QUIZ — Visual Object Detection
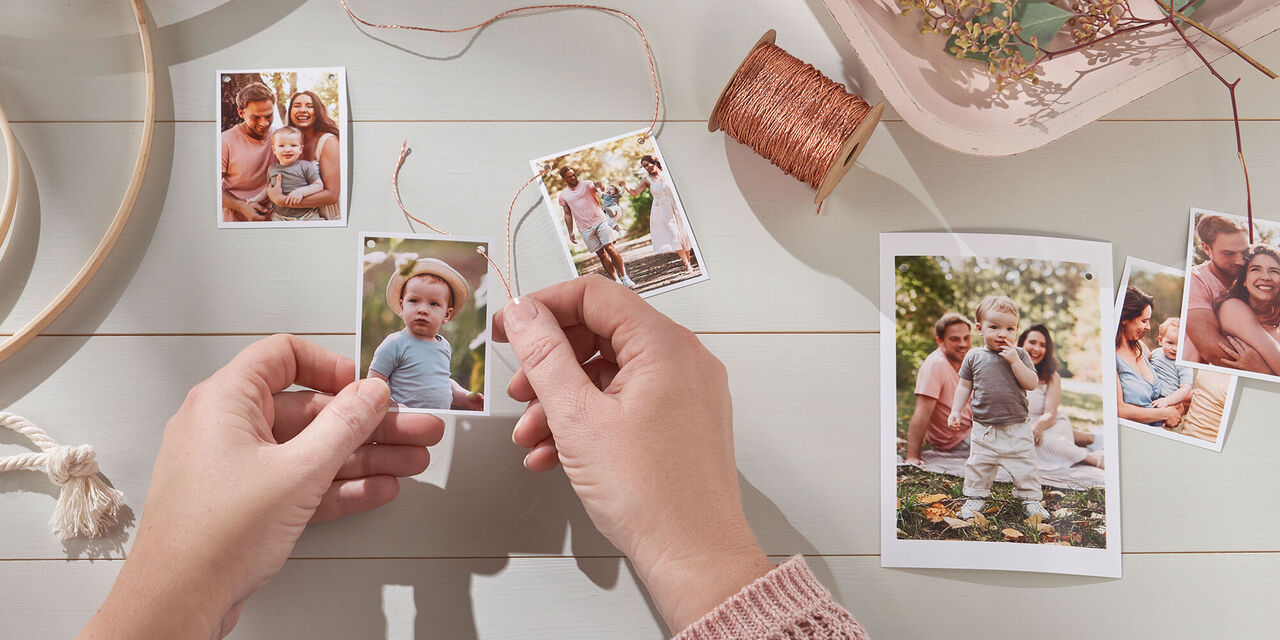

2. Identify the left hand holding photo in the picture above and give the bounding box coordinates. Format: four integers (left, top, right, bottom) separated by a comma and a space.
78, 335, 444, 639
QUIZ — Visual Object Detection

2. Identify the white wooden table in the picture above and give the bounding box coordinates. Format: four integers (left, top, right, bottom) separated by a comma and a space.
1, 1, 1277, 637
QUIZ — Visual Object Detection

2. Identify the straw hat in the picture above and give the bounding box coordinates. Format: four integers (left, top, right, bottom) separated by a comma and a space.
385, 258, 470, 315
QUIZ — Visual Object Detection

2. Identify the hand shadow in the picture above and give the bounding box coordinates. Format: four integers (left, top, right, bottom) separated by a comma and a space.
245, 414, 623, 639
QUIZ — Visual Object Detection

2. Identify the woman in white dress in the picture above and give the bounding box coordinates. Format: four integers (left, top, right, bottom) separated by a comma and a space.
1017, 324, 1104, 471
620, 155, 693, 274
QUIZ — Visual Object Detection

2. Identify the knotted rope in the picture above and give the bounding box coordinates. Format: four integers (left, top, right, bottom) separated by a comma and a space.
0, 413, 124, 538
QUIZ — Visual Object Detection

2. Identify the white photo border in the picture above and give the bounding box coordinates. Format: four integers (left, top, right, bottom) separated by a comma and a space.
1116, 256, 1235, 452
216, 67, 349, 229
1175, 207, 1280, 384
357, 231, 494, 417
880, 232, 1121, 578
529, 128, 710, 299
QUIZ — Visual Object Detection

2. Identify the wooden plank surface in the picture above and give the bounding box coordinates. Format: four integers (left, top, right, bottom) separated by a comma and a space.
1, 0, 1277, 637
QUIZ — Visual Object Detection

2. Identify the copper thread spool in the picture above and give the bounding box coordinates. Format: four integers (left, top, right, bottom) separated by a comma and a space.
710, 30, 884, 205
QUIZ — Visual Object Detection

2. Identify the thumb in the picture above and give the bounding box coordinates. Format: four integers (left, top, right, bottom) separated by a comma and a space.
502, 297, 600, 419
287, 378, 389, 473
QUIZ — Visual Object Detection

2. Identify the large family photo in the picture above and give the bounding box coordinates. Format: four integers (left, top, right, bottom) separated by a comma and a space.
217, 67, 347, 228
880, 234, 1120, 577
531, 130, 709, 297
358, 234, 492, 416
1117, 257, 1236, 451
1178, 209, 1280, 384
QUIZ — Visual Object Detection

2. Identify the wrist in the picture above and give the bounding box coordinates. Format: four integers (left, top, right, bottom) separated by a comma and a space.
629, 518, 773, 633
83, 546, 227, 639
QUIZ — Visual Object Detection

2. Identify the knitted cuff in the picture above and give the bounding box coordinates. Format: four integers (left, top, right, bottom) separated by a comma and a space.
672, 555, 868, 640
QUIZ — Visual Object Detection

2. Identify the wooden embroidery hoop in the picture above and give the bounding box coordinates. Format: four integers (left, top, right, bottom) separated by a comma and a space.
0, 0, 155, 363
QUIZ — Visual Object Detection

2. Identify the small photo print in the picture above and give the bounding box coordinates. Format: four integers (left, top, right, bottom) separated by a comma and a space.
530, 129, 709, 298
358, 233, 492, 416
217, 67, 348, 228
1177, 207, 1280, 384
881, 233, 1120, 577
1116, 257, 1236, 452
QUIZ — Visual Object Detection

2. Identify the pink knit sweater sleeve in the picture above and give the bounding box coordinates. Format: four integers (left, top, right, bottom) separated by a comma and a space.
672, 556, 870, 639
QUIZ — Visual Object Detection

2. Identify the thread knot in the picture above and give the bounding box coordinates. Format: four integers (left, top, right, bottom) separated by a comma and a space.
46, 445, 99, 485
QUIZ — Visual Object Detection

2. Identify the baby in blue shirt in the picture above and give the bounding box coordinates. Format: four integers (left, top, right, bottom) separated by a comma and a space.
369, 258, 484, 411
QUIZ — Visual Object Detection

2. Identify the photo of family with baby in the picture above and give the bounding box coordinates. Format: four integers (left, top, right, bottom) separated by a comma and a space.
218, 68, 346, 227
1178, 210, 1280, 385
893, 254, 1109, 549
358, 235, 490, 415
1116, 257, 1235, 451
532, 131, 708, 297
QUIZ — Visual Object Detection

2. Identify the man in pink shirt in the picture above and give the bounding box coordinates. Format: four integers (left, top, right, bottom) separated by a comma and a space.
905, 312, 974, 465
221, 83, 276, 222
558, 166, 636, 288
1184, 213, 1264, 369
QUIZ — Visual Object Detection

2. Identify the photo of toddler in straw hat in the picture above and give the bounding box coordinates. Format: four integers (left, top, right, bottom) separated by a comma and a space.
359, 234, 492, 415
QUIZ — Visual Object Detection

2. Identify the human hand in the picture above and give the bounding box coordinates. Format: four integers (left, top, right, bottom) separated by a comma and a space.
1221, 335, 1269, 373
492, 276, 773, 633
998, 344, 1020, 363
1152, 397, 1171, 408
1162, 407, 1182, 428
284, 192, 302, 206
568, 233, 577, 244
947, 412, 961, 430
463, 392, 485, 411
81, 336, 444, 639
1033, 427, 1044, 446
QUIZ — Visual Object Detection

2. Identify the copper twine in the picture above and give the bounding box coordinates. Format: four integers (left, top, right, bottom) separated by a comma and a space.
341, 2, 875, 298
713, 41, 873, 210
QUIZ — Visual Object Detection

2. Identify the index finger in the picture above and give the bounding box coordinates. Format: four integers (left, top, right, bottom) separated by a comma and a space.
493, 274, 685, 357
215, 334, 356, 396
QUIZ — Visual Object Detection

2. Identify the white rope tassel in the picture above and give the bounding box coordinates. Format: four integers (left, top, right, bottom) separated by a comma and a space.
0, 413, 124, 538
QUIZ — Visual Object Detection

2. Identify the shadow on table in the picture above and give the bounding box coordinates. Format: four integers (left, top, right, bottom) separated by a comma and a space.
240, 415, 826, 638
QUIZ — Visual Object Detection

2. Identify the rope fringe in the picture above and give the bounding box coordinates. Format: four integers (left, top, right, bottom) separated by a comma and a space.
0, 413, 124, 539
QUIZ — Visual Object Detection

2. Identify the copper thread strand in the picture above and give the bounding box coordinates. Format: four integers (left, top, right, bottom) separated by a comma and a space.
714, 42, 871, 193
392, 141, 451, 236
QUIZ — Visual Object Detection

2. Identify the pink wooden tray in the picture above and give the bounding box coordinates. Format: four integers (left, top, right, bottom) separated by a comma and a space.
821, 0, 1280, 156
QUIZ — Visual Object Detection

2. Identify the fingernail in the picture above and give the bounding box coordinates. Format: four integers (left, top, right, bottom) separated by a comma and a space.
359, 378, 390, 408
522, 450, 533, 467
504, 297, 538, 333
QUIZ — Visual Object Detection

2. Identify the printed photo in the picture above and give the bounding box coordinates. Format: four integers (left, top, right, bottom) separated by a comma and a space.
358, 234, 492, 415
881, 233, 1120, 577
1177, 208, 1280, 384
1116, 257, 1236, 452
531, 130, 709, 298
218, 67, 348, 228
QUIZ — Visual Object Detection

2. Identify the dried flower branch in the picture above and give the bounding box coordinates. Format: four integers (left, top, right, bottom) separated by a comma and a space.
899, 0, 1275, 232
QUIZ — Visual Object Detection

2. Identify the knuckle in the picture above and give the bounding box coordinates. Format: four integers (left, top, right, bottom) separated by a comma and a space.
519, 333, 562, 372
328, 401, 372, 444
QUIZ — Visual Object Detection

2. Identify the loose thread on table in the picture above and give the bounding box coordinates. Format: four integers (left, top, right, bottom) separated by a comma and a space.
713, 41, 873, 201
340, 0, 661, 140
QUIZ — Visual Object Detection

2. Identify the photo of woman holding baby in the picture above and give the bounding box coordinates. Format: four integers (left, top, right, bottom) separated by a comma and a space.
1116, 286, 1183, 428
216, 68, 347, 228
277, 90, 341, 221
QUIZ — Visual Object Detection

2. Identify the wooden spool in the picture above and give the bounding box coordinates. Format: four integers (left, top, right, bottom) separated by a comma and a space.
708, 29, 884, 204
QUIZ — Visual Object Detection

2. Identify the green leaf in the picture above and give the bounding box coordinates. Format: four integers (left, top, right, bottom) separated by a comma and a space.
1010, 0, 1073, 63
1154, 0, 1207, 23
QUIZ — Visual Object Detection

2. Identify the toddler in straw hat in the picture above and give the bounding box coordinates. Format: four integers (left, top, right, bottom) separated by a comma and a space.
368, 258, 485, 411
